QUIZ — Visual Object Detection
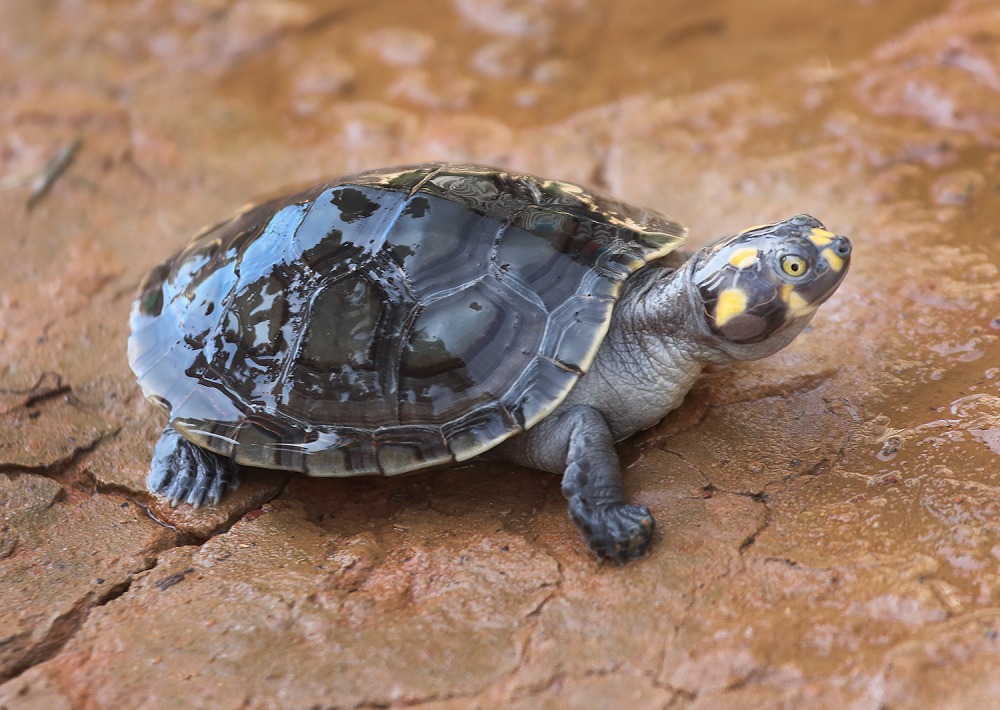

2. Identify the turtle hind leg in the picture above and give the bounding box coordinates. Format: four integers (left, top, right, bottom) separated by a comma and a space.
147, 426, 240, 507
558, 407, 655, 564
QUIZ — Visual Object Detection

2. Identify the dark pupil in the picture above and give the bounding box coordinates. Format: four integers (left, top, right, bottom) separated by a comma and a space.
790, 262, 800, 272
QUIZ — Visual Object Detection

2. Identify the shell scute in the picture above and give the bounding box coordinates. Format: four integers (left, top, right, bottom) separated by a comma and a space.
386, 192, 502, 299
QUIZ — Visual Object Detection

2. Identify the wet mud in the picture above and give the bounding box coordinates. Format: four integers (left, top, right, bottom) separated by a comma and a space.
2, 0, 1000, 707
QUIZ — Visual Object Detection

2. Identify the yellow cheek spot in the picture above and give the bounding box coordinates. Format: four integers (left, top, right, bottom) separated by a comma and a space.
782, 284, 815, 316
822, 247, 845, 272
789, 290, 810, 312
715, 288, 748, 326
728, 247, 758, 269
808, 227, 835, 247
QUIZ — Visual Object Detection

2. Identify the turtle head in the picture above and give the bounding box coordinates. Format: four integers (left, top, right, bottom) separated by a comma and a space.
690, 214, 851, 360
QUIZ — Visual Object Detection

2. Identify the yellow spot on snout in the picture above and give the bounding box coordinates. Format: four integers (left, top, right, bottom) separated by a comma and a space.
808, 227, 835, 247
715, 288, 747, 326
822, 247, 845, 272
728, 247, 758, 269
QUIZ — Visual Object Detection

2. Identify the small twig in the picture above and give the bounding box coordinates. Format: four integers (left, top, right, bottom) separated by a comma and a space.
26, 136, 84, 211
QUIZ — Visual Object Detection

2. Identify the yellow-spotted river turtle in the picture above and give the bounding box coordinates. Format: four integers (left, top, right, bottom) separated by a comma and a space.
129, 163, 851, 563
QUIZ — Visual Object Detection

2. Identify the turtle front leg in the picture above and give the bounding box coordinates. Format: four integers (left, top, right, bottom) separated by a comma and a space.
498, 406, 655, 564
147, 425, 240, 507
559, 407, 654, 564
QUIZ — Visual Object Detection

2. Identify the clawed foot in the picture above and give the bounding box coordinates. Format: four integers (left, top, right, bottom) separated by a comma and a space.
147, 426, 240, 507
568, 499, 655, 565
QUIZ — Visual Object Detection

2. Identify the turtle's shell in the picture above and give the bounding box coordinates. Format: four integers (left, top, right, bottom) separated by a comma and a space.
128, 163, 686, 476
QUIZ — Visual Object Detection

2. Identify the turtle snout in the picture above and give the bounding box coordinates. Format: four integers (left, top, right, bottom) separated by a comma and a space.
819, 234, 851, 276
831, 235, 851, 259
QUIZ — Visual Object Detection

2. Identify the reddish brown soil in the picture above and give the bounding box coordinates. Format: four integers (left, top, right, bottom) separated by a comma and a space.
3, 0, 1000, 707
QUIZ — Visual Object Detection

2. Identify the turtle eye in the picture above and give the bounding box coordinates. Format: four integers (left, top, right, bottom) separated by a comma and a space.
780, 255, 808, 278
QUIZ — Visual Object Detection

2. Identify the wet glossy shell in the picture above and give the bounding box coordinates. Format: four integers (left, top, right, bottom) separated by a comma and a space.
128, 163, 686, 476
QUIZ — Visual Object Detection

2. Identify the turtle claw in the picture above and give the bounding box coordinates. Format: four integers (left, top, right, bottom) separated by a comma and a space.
568, 500, 655, 565
147, 426, 239, 508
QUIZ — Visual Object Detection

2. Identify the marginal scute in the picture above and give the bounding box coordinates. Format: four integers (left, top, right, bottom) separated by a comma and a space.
500, 357, 581, 431
442, 402, 519, 462
128, 163, 688, 476
374, 426, 453, 475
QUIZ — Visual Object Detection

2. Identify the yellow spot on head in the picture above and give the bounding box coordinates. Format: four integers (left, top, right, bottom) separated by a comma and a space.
821, 247, 845, 272
808, 227, 835, 247
738, 224, 767, 235
715, 288, 748, 326
728, 247, 758, 269
782, 284, 815, 316
788, 290, 810, 312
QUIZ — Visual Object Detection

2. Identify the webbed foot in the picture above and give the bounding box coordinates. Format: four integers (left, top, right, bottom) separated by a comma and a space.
147, 426, 240, 507
568, 499, 655, 565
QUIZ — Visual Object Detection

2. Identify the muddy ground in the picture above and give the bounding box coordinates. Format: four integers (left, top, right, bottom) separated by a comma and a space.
2, 0, 1000, 707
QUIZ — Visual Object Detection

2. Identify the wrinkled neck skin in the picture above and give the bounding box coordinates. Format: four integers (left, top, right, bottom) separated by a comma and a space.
559, 258, 813, 441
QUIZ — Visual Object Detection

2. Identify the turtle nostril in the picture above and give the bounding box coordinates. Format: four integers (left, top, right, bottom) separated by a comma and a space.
834, 237, 852, 257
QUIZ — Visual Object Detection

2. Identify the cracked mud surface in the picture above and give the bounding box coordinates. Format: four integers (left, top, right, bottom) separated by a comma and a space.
2, 0, 1000, 707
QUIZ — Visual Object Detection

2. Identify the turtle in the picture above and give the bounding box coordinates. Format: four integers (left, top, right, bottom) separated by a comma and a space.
129, 162, 851, 564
